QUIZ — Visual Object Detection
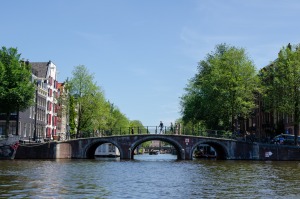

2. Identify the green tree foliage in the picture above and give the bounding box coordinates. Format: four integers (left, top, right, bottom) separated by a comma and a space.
0, 47, 35, 136
109, 105, 130, 134
68, 65, 132, 137
68, 64, 149, 137
68, 95, 77, 138
92, 94, 111, 131
130, 120, 147, 134
181, 44, 259, 131
260, 43, 300, 144
69, 65, 107, 137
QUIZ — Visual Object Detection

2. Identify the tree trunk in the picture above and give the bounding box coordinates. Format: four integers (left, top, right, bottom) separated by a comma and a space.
76, 103, 81, 138
294, 86, 299, 145
294, 105, 299, 145
16, 107, 19, 136
231, 115, 235, 133
5, 112, 11, 136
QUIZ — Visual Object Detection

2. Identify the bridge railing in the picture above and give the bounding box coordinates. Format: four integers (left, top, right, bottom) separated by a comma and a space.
96, 126, 174, 136
90, 126, 236, 140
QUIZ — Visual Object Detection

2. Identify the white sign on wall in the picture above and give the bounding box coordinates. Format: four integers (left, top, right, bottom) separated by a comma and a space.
265, 151, 273, 157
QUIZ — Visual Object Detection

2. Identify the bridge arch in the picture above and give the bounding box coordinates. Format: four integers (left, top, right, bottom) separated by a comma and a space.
85, 139, 123, 159
190, 140, 229, 160
130, 135, 184, 160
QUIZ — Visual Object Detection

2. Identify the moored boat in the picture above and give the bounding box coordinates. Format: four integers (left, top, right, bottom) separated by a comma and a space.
193, 153, 216, 159
149, 150, 159, 155
0, 135, 20, 160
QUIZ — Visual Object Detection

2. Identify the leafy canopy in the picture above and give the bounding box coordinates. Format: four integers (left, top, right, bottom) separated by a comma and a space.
0, 47, 35, 135
0, 47, 35, 113
260, 43, 300, 142
181, 44, 259, 130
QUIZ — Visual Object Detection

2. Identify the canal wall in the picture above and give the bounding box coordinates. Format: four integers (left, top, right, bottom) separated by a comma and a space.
225, 141, 300, 161
256, 143, 300, 161
15, 142, 72, 159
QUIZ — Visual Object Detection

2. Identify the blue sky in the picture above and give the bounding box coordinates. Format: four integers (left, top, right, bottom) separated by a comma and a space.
1, 1, 299, 126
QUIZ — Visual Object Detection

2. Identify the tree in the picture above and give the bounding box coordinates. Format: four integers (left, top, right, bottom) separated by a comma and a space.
0, 47, 35, 136
92, 93, 111, 133
109, 106, 130, 134
69, 65, 105, 137
260, 43, 300, 144
68, 65, 132, 137
68, 95, 77, 138
130, 120, 146, 134
181, 44, 259, 132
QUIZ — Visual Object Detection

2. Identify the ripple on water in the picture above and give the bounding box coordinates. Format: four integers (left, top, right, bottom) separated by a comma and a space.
1, 158, 300, 198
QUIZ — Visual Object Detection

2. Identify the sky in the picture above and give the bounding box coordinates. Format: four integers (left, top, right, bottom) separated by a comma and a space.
1, 1, 300, 127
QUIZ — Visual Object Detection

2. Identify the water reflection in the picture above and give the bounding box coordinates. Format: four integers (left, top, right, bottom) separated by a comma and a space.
134, 154, 177, 161
95, 157, 121, 161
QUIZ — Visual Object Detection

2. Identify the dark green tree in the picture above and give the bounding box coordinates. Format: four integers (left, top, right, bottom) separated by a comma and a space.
260, 43, 300, 144
181, 44, 259, 132
0, 47, 35, 136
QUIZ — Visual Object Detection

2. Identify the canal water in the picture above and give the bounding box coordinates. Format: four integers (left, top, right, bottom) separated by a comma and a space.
1, 154, 300, 199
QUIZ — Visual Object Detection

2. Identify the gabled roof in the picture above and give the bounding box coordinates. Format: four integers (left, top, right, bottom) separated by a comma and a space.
30, 61, 50, 78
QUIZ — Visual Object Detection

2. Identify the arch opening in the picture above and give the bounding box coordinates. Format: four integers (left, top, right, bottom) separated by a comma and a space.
192, 141, 228, 160
85, 141, 121, 160
130, 137, 183, 160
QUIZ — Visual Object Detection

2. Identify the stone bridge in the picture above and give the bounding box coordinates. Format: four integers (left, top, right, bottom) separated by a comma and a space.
40, 134, 300, 161
16, 134, 300, 160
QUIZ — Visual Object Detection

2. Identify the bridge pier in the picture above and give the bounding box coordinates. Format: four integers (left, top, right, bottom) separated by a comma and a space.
126, 147, 134, 160
181, 149, 186, 160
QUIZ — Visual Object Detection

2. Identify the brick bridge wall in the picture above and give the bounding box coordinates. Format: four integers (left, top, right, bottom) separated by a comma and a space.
15, 135, 300, 160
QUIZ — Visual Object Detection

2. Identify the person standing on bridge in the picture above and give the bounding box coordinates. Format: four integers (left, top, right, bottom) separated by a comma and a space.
159, 121, 164, 134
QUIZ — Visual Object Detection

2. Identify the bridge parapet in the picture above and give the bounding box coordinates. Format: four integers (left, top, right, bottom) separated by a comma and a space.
90, 126, 236, 140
